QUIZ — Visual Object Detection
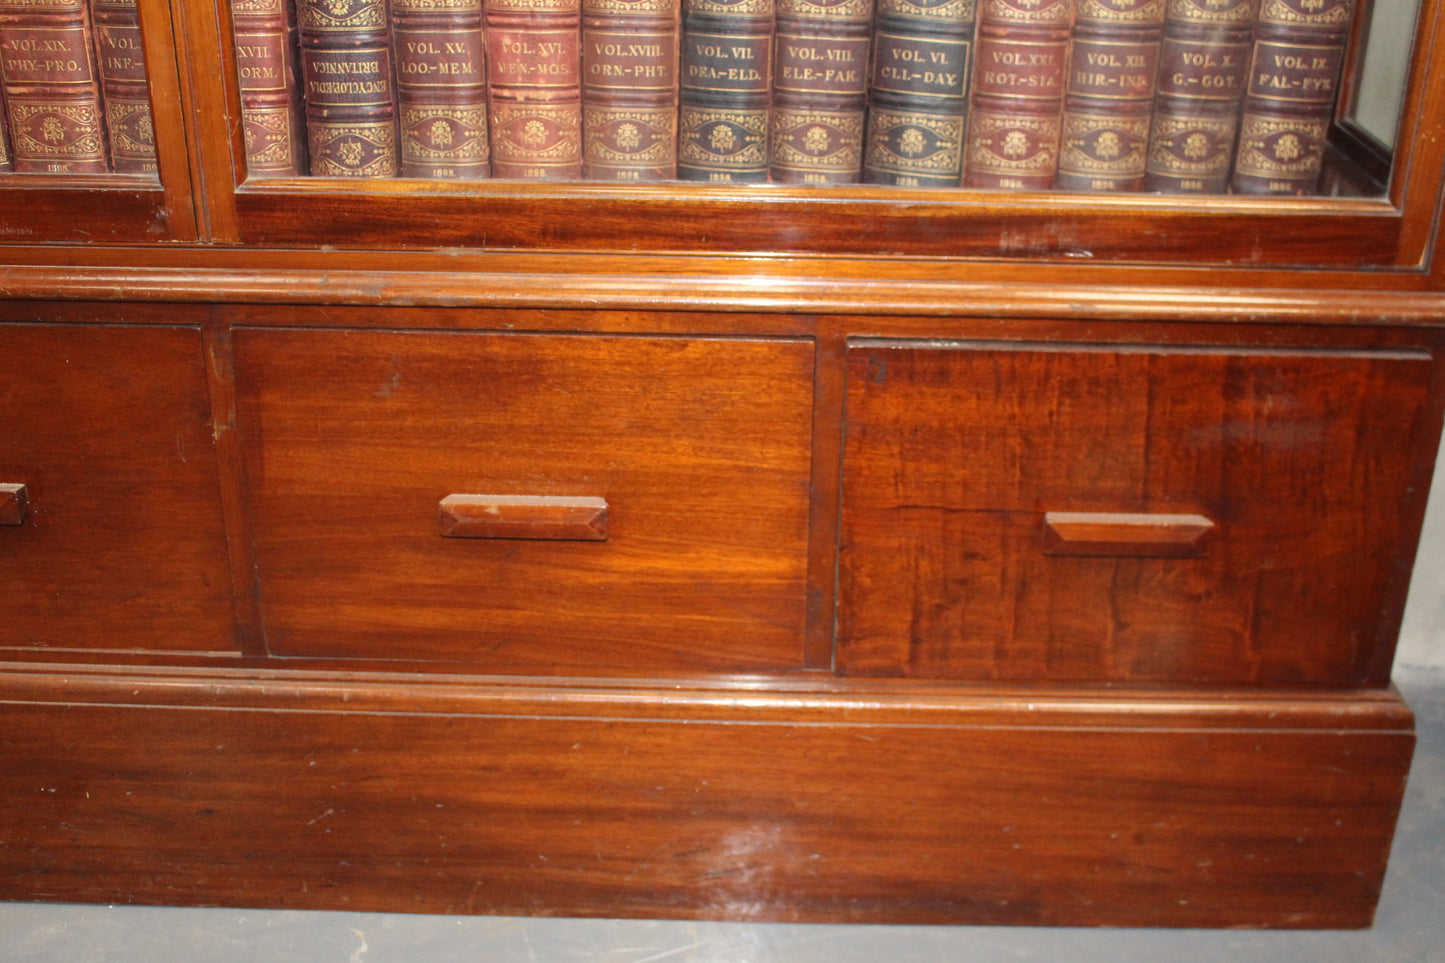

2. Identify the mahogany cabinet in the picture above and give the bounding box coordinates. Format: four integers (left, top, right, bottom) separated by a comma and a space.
2, 0, 1444, 930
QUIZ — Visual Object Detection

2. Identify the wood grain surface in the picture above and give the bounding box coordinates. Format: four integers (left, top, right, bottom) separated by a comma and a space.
838, 340, 1439, 684
233, 328, 814, 671
0, 323, 236, 653
0, 669, 1414, 928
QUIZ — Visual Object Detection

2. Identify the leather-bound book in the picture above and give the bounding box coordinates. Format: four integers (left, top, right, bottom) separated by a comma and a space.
863, 0, 976, 186
89, 0, 153, 172
0, 83, 11, 170
963, 0, 1073, 190
676, 0, 772, 182
1231, 0, 1353, 195
296, 0, 399, 176
230, 0, 306, 176
1055, 0, 1164, 191
486, 0, 582, 178
1143, 0, 1257, 193
0, 0, 109, 172
393, 0, 489, 178
770, 0, 873, 184
582, 0, 678, 180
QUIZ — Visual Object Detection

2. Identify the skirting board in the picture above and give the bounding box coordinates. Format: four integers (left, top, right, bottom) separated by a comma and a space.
0, 666, 1415, 928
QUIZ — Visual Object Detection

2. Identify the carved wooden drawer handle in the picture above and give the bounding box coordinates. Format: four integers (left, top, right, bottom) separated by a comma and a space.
1, 484, 27, 526
439, 494, 609, 541
1042, 511, 1214, 558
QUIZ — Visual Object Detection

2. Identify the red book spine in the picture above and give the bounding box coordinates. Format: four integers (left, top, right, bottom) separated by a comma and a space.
677, 0, 773, 182
1230, 0, 1353, 195
1143, 0, 1256, 193
963, 0, 1073, 190
393, 0, 490, 178
1055, 0, 1165, 192
296, 0, 399, 176
486, 0, 583, 178
770, 0, 873, 184
89, 0, 153, 172
230, 0, 306, 176
0, 0, 109, 173
0, 81, 12, 169
581, 0, 678, 180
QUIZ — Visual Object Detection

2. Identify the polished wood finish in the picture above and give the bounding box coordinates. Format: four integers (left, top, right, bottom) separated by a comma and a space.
233, 328, 813, 671
2, 0, 1444, 931
228, 189, 1410, 265
0, 323, 236, 654
438, 494, 610, 540
0, 666, 1414, 927
0, 483, 25, 525
0, 310, 1434, 924
837, 340, 1440, 684
200, 316, 268, 658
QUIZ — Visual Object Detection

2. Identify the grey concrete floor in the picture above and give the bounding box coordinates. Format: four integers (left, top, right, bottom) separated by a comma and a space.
1, 666, 1441, 963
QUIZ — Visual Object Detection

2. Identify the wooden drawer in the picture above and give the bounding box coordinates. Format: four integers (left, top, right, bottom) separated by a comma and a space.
838, 340, 1438, 686
0, 324, 235, 653
234, 328, 814, 671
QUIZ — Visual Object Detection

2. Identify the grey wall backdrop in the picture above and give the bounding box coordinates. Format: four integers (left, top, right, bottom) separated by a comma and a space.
1399, 426, 1445, 672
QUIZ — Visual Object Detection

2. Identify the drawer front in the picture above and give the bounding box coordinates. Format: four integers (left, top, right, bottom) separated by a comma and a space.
838, 340, 1437, 685
235, 329, 814, 671
0, 324, 235, 653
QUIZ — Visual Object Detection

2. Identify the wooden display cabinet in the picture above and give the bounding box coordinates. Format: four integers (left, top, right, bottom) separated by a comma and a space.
0, 0, 1442, 928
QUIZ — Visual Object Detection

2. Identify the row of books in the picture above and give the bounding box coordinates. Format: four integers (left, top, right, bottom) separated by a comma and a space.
235, 0, 1356, 193
0, 0, 156, 174
2, 0, 1354, 192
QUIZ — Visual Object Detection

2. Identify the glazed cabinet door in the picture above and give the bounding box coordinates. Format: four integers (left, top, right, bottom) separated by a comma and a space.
0, 0, 200, 241
180, 0, 1445, 271
233, 326, 815, 673
837, 338, 1440, 686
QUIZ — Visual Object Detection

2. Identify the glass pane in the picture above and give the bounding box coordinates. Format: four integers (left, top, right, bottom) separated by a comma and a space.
1350, 0, 1420, 148
225, 0, 1406, 198
0, 0, 159, 176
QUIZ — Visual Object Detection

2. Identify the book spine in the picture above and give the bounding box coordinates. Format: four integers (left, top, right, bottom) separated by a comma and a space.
89, 0, 153, 172
393, 0, 490, 178
582, 0, 678, 180
0, 0, 110, 172
963, 0, 1073, 190
863, 0, 976, 187
770, 0, 873, 184
1142, 0, 1256, 193
1230, 0, 1352, 195
676, 0, 772, 182
0, 81, 11, 170
230, 0, 306, 176
1054, 0, 1164, 191
486, 0, 582, 178
296, 0, 399, 176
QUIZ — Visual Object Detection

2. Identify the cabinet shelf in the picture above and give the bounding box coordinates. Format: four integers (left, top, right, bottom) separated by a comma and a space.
222, 174, 1409, 263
